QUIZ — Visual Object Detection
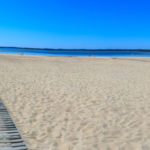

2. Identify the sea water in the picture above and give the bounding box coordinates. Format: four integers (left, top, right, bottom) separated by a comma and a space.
0, 48, 150, 57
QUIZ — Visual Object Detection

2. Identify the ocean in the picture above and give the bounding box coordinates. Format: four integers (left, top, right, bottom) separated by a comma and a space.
0, 47, 150, 57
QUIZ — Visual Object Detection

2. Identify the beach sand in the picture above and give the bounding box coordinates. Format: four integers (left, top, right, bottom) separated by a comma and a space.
0, 54, 150, 150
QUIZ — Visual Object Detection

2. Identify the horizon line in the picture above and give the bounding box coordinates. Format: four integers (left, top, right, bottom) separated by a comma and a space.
1, 46, 150, 51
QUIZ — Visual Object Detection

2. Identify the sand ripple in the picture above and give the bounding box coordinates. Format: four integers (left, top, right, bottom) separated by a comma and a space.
0, 55, 150, 150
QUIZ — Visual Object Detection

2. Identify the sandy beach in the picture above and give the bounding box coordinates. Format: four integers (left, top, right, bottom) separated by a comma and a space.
0, 54, 150, 150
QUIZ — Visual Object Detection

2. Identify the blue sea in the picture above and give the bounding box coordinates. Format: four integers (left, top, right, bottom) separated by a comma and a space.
0, 47, 150, 57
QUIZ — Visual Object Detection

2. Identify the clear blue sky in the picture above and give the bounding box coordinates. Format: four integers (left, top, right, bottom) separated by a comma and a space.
0, 0, 150, 49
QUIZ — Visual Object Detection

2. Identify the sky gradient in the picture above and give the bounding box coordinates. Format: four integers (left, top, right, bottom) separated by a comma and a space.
0, 0, 150, 49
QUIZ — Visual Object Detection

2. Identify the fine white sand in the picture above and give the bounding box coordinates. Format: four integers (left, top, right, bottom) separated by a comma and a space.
0, 54, 150, 150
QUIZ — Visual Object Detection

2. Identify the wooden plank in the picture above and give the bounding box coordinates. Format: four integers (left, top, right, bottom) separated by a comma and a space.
0, 100, 27, 149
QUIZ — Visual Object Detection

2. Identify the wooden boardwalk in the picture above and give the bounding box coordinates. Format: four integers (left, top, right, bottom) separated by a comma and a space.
0, 100, 27, 150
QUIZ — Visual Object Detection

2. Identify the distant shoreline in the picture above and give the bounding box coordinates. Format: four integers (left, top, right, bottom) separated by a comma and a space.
1, 47, 150, 51
1, 47, 150, 57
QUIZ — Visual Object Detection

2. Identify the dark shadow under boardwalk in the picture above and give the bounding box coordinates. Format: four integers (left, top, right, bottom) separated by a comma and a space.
0, 99, 27, 150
